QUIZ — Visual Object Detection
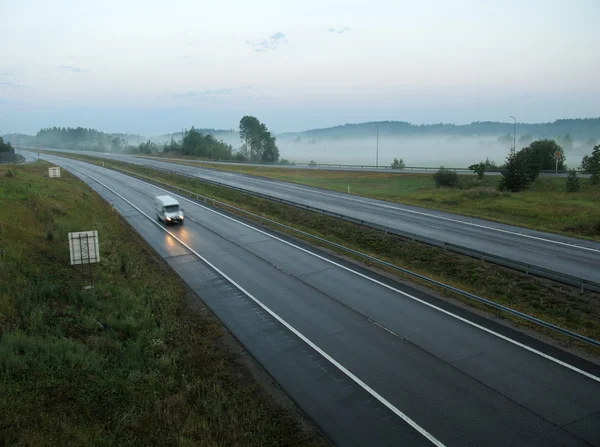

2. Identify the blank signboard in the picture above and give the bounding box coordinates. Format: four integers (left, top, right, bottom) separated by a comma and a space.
48, 167, 61, 178
68, 231, 100, 265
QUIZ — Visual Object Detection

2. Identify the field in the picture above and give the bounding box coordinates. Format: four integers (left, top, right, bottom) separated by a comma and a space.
41, 152, 600, 354
156, 159, 600, 241
0, 162, 326, 446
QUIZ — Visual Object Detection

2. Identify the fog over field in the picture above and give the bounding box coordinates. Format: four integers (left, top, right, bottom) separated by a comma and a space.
274, 136, 589, 168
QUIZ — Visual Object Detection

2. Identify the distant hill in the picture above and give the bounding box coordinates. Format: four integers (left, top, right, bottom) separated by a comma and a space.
278, 118, 600, 141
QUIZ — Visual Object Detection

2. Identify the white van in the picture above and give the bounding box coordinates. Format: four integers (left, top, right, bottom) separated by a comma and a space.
155, 195, 184, 224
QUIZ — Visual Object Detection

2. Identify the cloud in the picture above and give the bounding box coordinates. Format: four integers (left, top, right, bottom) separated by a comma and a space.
174, 85, 253, 99
328, 27, 350, 34
247, 32, 287, 52
58, 65, 87, 73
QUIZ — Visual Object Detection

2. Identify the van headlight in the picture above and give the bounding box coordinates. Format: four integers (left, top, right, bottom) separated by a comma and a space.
166, 217, 171, 221
179, 215, 183, 220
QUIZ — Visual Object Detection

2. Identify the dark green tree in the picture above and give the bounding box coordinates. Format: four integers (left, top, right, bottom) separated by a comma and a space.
565, 169, 580, 192
468, 162, 486, 179
238, 116, 279, 162
0, 136, 13, 153
515, 139, 565, 182
391, 158, 405, 169
138, 140, 157, 154
498, 152, 530, 192
581, 144, 600, 184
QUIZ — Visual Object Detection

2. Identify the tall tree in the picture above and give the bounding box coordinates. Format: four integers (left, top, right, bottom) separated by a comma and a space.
515, 139, 565, 181
239, 116, 279, 162
239, 116, 262, 159
0, 136, 13, 153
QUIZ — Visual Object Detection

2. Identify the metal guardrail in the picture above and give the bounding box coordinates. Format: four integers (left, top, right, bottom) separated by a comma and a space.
105, 163, 600, 349
142, 156, 584, 175
142, 164, 600, 294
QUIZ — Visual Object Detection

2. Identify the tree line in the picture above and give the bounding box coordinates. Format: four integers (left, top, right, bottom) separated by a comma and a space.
459, 139, 599, 192
281, 118, 600, 142
138, 116, 280, 163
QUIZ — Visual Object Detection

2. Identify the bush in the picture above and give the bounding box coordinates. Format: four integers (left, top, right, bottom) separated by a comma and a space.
279, 159, 294, 165
308, 160, 317, 167
390, 158, 405, 169
565, 169, 581, 192
432, 167, 459, 188
232, 152, 247, 162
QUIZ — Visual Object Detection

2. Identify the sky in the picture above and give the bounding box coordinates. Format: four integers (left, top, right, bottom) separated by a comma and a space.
1, 0, 599, 135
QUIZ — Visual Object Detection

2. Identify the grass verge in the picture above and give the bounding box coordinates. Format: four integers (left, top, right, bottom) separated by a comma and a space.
0, 162, 327, 446
142, 155, 600, 241
42, 152, 600, 355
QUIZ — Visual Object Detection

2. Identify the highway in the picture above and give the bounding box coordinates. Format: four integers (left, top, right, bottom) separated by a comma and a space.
36, 148, 600, 286
138, 155, 584, 177
40, 153, 600, 446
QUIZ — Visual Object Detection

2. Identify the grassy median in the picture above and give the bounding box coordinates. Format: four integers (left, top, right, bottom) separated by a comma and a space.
40, 152, 600, 354
144, 156, 600, 241
0, 162, 326, 446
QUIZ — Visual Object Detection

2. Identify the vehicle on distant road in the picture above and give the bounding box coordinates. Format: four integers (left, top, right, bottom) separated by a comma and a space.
155, 195, 184, 224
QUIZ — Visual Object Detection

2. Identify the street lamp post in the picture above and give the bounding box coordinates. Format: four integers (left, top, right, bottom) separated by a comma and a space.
509, 116, 517, 155
372, 124, 379, 168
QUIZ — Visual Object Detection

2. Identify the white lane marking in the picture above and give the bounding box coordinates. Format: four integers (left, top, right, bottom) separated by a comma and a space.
522, 247, 555, 256
50, 155, 600, 384
117, 172, 600, 384
422, 224, 445, 231
143, 157, 600, 254
63, 165, 446, 447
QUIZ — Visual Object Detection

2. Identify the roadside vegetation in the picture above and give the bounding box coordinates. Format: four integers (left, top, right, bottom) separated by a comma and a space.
0, 162, 326, 446
42, 152, 600, 354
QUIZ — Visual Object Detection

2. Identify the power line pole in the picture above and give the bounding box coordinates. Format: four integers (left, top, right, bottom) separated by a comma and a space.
509, 116, 517, 156
372, 124, 379, 168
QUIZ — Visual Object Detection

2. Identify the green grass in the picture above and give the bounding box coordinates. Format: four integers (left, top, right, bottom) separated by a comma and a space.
0, 162, 326, 446
152, 158, 600, 241
42, 153, 600, 354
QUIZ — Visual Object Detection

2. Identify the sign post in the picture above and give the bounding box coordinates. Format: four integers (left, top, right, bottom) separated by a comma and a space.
68, 231, 100, 288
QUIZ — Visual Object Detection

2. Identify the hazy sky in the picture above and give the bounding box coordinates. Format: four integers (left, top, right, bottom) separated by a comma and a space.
1, 0, 599, 135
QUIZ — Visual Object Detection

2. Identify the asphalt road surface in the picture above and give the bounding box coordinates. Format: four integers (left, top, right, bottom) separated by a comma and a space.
36, 149, 600, 286
39, 153, 600, 447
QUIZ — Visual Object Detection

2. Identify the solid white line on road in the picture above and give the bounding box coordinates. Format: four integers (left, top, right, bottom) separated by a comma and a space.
522, 247, 555, 256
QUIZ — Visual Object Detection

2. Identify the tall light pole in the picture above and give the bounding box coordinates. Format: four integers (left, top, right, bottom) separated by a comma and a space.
509, 116, 516, 155
372, 124, 379, 168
